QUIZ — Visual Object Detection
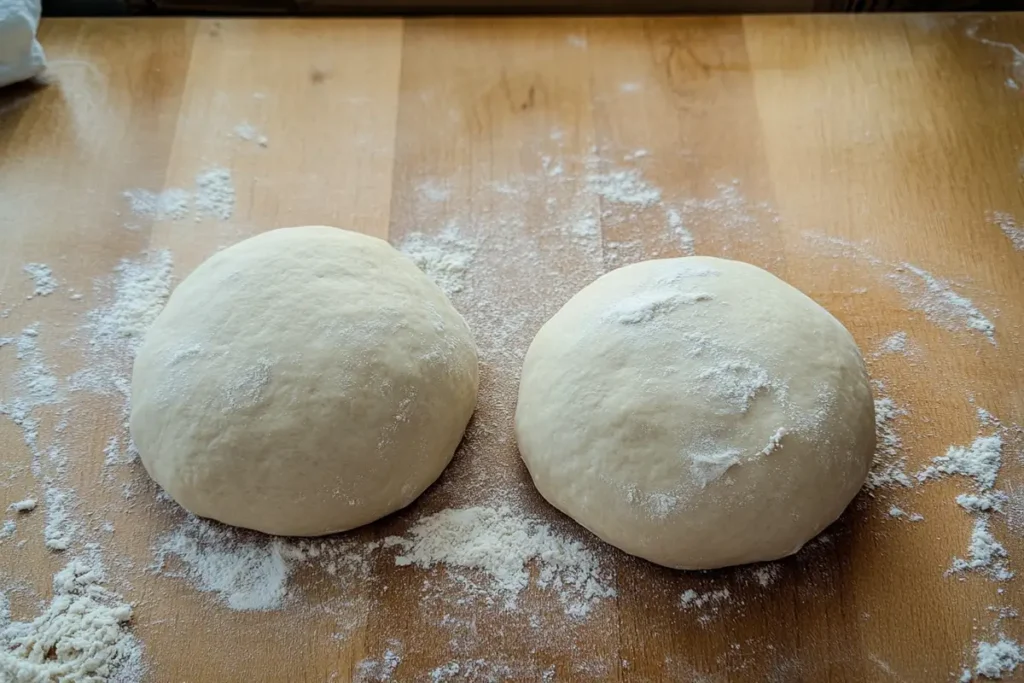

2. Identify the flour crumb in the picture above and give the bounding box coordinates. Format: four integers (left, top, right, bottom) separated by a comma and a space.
233, 121, 268, 147
949, 517, 1012, 581
989, 211, 1024, 251
398, 227, 477, 297
23, 263, 58, 296
8, 498, 36, 512
384, 505, 615, 617
0, 557, 140, 681
973, 635, 1022, 679
194, 167, 236, 221
918, 434, 1003, 490
888, 506, 924, 521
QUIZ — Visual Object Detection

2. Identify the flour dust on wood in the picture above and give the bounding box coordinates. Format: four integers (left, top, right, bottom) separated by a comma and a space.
122, 167, 236, 224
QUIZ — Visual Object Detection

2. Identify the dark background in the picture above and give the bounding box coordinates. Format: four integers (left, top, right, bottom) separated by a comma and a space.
42, 0, 1024, 16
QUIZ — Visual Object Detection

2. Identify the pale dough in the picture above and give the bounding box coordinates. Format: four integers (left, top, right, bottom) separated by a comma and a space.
515, 256, 874, 570
130, 226, 479, 536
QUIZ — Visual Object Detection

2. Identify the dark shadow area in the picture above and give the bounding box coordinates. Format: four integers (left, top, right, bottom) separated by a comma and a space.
40, 0, 1024, 19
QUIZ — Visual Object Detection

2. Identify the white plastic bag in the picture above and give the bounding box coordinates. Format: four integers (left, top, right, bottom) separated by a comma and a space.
0, 0, 46, 88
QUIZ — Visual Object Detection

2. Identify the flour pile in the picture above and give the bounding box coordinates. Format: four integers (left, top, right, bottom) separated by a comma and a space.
966, 635, 1022, 680
23, 263, 58, 297
0, 557, 141, 681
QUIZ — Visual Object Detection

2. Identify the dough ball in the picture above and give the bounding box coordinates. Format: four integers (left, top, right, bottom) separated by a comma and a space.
131, 227, 479, 536
515, 256, 874, 570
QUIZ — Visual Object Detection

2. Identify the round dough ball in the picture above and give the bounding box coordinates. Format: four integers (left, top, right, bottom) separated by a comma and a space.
515, 256, 874, 570
131, 226, 479, 536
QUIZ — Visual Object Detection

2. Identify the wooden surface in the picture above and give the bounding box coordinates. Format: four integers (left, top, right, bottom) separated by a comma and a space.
2, 13, 1024, 682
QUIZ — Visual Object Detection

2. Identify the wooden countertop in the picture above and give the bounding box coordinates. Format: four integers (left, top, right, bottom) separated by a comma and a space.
2, 14, 1023, 683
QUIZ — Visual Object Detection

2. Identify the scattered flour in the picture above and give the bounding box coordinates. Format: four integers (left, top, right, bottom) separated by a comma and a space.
949, 517, 1012, 581
151, 518, 293, 611
383, 505, 615, 618
666, 208, 696, 256
888, 264, 995, 342
1007, 485, 1024, 538
122, 188, 191, 221
234, 122, 268, 147
0, 557, 139, 681
747, 564, 781, 588
674, 180, 779, 234
355, 643, 403, 682
398, 227, 477, 297
918, 434, 1003, 490
85, 250, 173, 353
972, 635, 1022, 679
679, 587, 731, 610
417, 179, 451, 203
151, 515, 379, 612
977, 406, 1001, 428
23, 263, 58, 296
874, 331, 910, 357
124, 167, 235, 222
586, 169, 661, 210
807, 234, 997, 343
989, 212, 1024, 251
965, 21, 1024, 90
865, 396, 913, 491
194, 167, 236, 221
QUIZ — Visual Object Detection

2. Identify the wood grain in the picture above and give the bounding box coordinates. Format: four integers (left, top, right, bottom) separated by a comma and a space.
1, 14, 1023, 682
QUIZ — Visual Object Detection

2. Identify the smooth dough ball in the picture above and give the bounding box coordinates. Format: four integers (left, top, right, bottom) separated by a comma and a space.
515, 256, 874, 570
131, 226, 479, 536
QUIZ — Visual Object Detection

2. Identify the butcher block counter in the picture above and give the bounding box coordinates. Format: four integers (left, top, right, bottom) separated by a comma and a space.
2, 13, 1024, 683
